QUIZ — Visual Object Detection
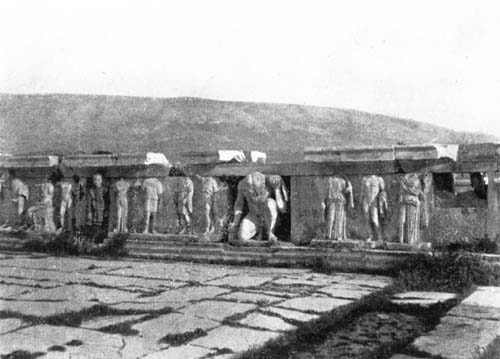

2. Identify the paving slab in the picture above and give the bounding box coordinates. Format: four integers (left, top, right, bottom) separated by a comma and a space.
109, 300, 182, 312
317, 285, 373, 299
119, 336, 169, 359
206, 275, 274, 288
462, 286, 500, 308
143, 345, 215, 359
0, 284, 35, 297
137, 285, 230, 305
11, 284, 140, 303
391, 291, 457, 307
76, 273, 186, 292
0, 277, 61, 288
448, 304, 500, 321
0, 325, 124, 358
80, 314, 147, 329
0, 318, 26, 334
0, 257, 128, 273
277, 296, 353, 314
0, 299, 95, 317
266, 307, 320, 323
411, 315, 500, 359
180, 300, 256, 322
239, 312, 296, 331
191, 325, 281, 352
218, 291, 283, 304
133, 312, 220, 342
271, 277, 330, 287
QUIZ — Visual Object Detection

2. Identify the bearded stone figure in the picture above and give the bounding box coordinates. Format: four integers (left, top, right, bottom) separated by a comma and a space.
322, 176, 354, 241
228, 172, 287, 244
360, 175, 388, 241
398, 173, 426, 244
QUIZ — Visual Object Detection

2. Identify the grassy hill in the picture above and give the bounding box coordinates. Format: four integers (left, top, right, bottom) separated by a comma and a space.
0, 93, 496, 158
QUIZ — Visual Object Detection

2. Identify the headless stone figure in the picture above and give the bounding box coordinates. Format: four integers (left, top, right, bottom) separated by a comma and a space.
398, 173, 425, 244
360, 175, 388, 241
141, 178, 163, 234
28, 180, 56, 232
11, 178, 29, 228
173, 176, 194, 234
86, 173, 109, 242
322, 176, 353, 241
113, 178, 130, 233
229, 172, 280, 244
59, 180, 73, 231
200, 176, 220, 234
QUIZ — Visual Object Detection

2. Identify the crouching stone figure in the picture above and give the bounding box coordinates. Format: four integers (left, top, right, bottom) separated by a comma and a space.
228, 172, 287, 245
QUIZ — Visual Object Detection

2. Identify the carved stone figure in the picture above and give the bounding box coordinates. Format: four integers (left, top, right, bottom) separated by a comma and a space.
113, 178, 130, 233
59, 180, 73, 231
28, 181, 56, 232
360, 175, 388, 241
141, 178, 163, 234
72, 175, 86, 231
228, 172, 284, 244
322, 176, 353, 241
0, 171, 10, 228
11, 177, 29, 218
86, 173, 109, 242
398, 173, 426, 244
200, 176, 221, 234
172, 176, 194, 234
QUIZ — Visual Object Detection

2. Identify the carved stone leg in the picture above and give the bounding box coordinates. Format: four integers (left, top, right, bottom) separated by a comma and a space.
151, 212, 158, 234
325, 204, 334, 240
398, 206, 406, 244
143, 211, 151, 234
264, 198, 278, 242
122, 204, 128, 233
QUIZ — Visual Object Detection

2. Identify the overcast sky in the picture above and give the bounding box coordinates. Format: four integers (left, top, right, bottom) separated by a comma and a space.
1, 0, 499, 137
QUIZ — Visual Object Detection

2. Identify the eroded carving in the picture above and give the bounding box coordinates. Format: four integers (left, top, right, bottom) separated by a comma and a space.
86, 173, 109, 242
361, 175, 388, 241
398, 173, 426, 244
172, 176, 194, 234
113, 178, 130, 233
322, 176, 353, 241
229, 172, 287, 244
200, 176, 223, 234
141, 178, 163, 234
59, 179, 73, 231
27, 180, 56, 232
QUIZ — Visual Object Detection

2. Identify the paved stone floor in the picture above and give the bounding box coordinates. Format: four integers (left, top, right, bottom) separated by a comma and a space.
0, 252, 393, 358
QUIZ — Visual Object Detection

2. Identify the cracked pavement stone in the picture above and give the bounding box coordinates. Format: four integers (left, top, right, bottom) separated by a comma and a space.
190, 325, 281, 352
0, 298, 96, 317
80, 314, 147, 329
317, 285, 374, 299
180, 300, 257, 322
136, 285, 230, 305
277, 296, 353, 313
206, 275, 274, 288
0, 318, 26, 334
132, 312, 220, 342
239, 312, 297, 331
0, 283, 36, 297
142, 344, 215, 359
266, 307, 320, 323
218, 291, 283, 304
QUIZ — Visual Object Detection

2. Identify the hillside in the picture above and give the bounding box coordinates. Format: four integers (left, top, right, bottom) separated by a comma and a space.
0, 94, 496, 158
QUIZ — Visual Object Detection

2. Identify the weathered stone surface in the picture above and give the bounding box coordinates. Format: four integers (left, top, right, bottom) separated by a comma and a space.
239, 312, 296, 332
391, 291, 457, 307
0, 277, 60, 288
12, 284, 140, 304
80, 314, 146, 329
412, 315, 500, 359
191, 325, 281, 352
338, 277, 392, 289
143, 345, 215, 359
0, 299, 95, 317
109, 300, 181, 312
0, 284, 34, 297
277, 296, 352, 313
0, 257, 127, 273
76, 273, 186, 291
133, 312, 220, 342
218, 291, 283, 304
317, 285, 373, 299
0, 318, 26, 334
266, 307, 320, 323
389, 355, 424, 359
272, 277, 329, 287
119, 336, 168, 359
180, 300, 256, 322
137, 285, 230, 306
0, 325, 124, 358
462, 286, 500, 308
448, 304, 500, 321
206, 275, 274, 288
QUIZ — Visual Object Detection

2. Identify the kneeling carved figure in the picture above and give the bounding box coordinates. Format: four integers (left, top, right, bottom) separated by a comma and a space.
228, 172, 288, 244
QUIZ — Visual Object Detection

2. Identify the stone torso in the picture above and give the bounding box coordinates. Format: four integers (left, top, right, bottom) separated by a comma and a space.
362, 176, 383, 206
326, 177, 348, 203
142, 178, 164, 200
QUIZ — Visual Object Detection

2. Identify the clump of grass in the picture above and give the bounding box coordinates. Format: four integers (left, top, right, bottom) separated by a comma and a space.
393, 251, 500, 293
159, 328, 207, 346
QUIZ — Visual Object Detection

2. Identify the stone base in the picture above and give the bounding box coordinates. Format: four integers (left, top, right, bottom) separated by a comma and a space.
310, 239, 432, 252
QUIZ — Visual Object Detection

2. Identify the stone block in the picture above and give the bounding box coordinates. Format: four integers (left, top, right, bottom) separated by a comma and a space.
266, 307, 320, 323
0, 318, 26, 334
190, 325, 281, 353
411, 315, 500, 359
179, 300, 256, 322
391, 291, 457, 307
206, 275, 274, 288
317, 285, 373, 299
239, 312, 296, 331
277, 296, 352, 314
304, 146, 395, 162
80, 314, 147, 329
135, 285, 230, 305
218, 291, 283, 304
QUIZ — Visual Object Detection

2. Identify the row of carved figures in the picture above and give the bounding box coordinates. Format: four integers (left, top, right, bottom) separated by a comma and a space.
0, 171, 431, 244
